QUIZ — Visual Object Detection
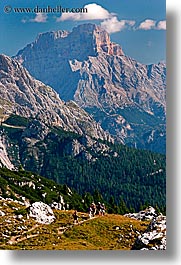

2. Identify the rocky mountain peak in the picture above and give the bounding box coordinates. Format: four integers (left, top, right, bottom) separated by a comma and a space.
14, 23, 166, 153
16, 23, 124, 63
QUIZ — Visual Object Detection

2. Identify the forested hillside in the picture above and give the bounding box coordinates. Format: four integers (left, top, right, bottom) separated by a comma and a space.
1, 115, 166, 213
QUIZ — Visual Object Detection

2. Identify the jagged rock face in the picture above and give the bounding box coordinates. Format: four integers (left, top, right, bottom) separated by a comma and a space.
15, 23, 166, 153
0, 54, 112, 142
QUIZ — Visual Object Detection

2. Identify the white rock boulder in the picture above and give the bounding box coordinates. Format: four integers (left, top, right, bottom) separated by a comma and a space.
29, 201, 55, 224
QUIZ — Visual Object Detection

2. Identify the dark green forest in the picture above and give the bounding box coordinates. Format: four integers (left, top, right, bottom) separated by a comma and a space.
1, 115, 166, 214
39, 139, 166, 213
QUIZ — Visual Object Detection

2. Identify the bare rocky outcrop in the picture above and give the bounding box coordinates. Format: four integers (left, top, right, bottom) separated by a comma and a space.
124, 207, 166, 250
132, 215, 166, 250
124, 206, 158, 221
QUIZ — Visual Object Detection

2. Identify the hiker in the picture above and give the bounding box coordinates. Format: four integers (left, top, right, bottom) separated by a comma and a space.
88, 206, 93, 219
97, 202, 105, 216
72, 210, 79, 224
101, 203, 106, 216
91, 202, 96, 217
88, 202, 96, 218
97, 202, 102, 216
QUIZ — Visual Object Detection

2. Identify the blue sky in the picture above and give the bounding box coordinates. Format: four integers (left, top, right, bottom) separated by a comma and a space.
0, 0, 166, 64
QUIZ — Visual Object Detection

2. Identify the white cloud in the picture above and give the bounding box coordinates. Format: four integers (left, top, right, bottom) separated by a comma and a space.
22, 14, 48, 23
137, 19, 166, 31
147, 41, 152, 47
21, 18, 27, 24
56, 3, 166, 34
30, 13, 48, 23
100, 17, 135, 33
57, 3, 111, 22
138, 19, 156, 30
156, 20, 166, 30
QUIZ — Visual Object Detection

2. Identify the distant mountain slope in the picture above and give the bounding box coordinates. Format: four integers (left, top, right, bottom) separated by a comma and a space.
15, 23, 166, 153
0, 54, 111, 142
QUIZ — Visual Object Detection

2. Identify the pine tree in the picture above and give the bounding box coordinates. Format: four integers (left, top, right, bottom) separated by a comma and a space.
108, 196, 118, 214
118, 197, 129, 215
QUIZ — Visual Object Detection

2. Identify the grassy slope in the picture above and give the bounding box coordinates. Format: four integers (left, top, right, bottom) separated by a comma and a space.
0, 200, 148, 250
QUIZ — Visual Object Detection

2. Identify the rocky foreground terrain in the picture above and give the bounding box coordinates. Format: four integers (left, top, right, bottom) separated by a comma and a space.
0, 167, 166, 250
15, 23, 166, 153
0, 196, 166, 250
